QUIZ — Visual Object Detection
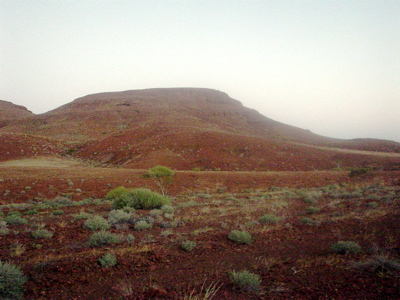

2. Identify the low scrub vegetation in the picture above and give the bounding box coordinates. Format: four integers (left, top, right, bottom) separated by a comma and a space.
87, 231, 121, 247
99, 253, 118, 268
83, 215, 111, 231
228, 230, 253, 245
180, 240, 197, 252
31, 229, 53, 239
0, 181, 398, 299
331, 241, 362, 254
108, 187, 170, 210
0, 260, 27, 300
259, 214, 280, 224
230, 270, 261, 293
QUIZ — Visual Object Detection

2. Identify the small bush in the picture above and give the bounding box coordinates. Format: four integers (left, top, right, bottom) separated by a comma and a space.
32, 229, 53, 239
134, 220, 152, 231
161, 205, 175, 213
124, 234, 135, 243
108, 210, 131, 225
72, 211, 92, 221
23, 209, 38, 215
0, 222, 10, 236
9, 243, 26, 257
230, 270, 261, 293
179, 200, 198, 208
84, 215, 111, 231
99, 253, 117, 268
106, 186, 130, 200
52, 209, 64, 215
5, 215, 27, 226
87, 231, 120, 247
0, 260, 27, 299
181, 240, 197, 252
108, 187, 133, 209
149, 209, 163, 216
331, 241, 362, 254
352, 255, 400, 273
228, 230, 252, 245
109, 188, 170, 210
259, 214, 279, 224
129, 189, 170, 209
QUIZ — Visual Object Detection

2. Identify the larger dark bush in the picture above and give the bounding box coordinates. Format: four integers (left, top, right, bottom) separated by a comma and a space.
108, 187, 170, 210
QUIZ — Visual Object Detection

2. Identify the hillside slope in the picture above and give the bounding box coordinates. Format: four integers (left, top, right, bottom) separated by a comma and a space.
1, 88, 399, 170
0, 100, 34, 128
1, 88, 326, 143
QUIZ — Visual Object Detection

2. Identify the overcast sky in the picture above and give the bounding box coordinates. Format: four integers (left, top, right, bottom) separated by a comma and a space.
1, 1, 399, 142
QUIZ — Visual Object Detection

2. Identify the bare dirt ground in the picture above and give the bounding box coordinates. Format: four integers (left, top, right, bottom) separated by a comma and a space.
0, 156, 84, 168
292, 143, 400, 158
0, 165, 399, 299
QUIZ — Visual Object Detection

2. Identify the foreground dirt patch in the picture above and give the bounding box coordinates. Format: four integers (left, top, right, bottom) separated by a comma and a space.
0, 167, 399, 299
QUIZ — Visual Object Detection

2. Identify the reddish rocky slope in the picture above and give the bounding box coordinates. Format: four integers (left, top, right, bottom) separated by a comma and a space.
0, 88, 399, 170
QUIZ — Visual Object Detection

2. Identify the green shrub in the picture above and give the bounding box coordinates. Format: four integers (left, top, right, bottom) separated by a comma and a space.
179, 200, 198, 208
331, 241, 362, 254
52, 209, 64, 215
0, 227, 10, 236
0, 260, 27, 300
23, 209, 38, 215
129, 189, 170, 209
32, 229, 53, 239
352, 255, 400, 273
124, 234, 135, 243
230, 270, 261, 293
107, 187, 133, 209
99, 253, 117, 268
259, 214, 279, 224
106, 186, 130, 200
134, 220, 152, 231
228, 230, 252, 245
0, 221, 10, 236
72, 211, 92, 221
87, 231, 120, 247
143, 166, 175, 195
149, 209, 163, 216
109, 188, 170, 210
181, 240, 197, 252
108, 210, 131, 225
83, 215, 111, 231
5, 215, 27, 225
161, 205, 175, 213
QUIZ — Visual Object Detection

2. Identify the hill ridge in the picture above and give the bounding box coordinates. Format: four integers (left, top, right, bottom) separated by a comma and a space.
0, 88, 399, 171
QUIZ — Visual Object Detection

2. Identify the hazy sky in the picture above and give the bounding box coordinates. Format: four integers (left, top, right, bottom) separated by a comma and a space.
1, 1, 399, 142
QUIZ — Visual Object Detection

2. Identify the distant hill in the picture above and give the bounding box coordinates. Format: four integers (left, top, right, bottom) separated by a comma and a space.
0, 100, 34, 128
1, 88, 399, 170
